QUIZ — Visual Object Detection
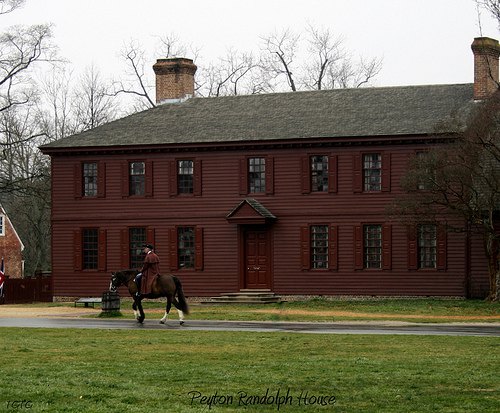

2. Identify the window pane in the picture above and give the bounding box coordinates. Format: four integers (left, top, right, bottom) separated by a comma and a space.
83, 162, 98, 197
311, 225, 329, 269
129, 227, 146, 269
0, 215, 4, 236
418, 224, 437, 268
82, 229, 98, 270
311, 156, 328, 192
178, 160, 194, 194
364, 225, 382, 269
129, 162, 145, 196
363, 153, 381, 192
249, 157, 266, 193
416, 152, 433, 190
178, 227, 195, 268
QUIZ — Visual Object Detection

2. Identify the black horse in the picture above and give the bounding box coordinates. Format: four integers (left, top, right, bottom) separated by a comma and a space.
109, 269, 189, 325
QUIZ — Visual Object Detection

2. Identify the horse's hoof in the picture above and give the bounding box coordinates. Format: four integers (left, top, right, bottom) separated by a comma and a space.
159, 320, 165, 324
179, 321, 185, 326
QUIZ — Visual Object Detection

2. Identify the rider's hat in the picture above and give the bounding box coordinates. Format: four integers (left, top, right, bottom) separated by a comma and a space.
143, 244, 154, 250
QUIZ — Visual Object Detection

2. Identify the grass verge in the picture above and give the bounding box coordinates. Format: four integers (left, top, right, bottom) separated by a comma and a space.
122, 297, 500, 323
0, 328, 498, 412
2, 298, 499, 323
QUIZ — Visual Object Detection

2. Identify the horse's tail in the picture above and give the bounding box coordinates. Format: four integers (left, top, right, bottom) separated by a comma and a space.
173, 276, 189, 315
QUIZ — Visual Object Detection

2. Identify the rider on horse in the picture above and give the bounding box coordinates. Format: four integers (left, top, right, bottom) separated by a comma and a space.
134, 244, 160, 299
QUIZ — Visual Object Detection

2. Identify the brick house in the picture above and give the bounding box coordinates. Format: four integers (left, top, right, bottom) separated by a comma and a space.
40, 37, 499, 299
0, 203, 25, 278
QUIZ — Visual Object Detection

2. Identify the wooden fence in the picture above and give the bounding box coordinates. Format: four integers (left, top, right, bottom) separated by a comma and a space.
1, 275, 53, 304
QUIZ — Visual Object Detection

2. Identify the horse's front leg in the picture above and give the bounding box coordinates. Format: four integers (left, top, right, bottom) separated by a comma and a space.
132, 301, 139, 320
160, 295, 172, 325
134, 297, 145, 323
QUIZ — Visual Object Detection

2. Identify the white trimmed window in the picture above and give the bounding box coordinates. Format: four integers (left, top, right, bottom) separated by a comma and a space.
363, 153, 382, 192
364, 224, 382, 269
418, 224, 437, 269
0, 215, 5, 236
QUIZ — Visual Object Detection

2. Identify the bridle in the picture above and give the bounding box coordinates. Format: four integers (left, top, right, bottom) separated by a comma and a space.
109, 273, 121, 292
109, 270, 138, 292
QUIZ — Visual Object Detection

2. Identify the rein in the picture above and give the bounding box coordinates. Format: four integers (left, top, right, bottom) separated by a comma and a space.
111, 270, 138, 291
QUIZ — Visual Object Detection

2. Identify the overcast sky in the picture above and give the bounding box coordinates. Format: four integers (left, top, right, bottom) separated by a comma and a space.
4, 0, 500, 88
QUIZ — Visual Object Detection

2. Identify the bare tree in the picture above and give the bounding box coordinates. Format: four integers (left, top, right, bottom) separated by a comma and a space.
0, 0, 57, 275
0, 7, 55, 115
7, 178, 51, 275
114, 35, 205, 108
354, 56, 384, 87
0, 0, 55, 183
117, 26, 383, 107
113, 40, 156, 110
477, 0, 500, 27
260, 26, 382, 92
391, 92, 500, 301
37, 65, 77, 141
0, 97, 52, 275
198, 49, 259, 97
15, 61, 119, 275
72, 64, 118, 131
155, 32, 200, 61
0, 105, 47, 191
301, 25, 344, 90
0, 0, 23, 15
260, 29, 300, 92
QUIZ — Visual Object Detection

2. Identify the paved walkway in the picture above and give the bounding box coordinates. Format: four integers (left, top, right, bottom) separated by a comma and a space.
1, 305, 498, 336
0, 317, 499, 336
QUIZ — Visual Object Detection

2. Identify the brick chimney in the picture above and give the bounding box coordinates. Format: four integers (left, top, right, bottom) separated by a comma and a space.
471, 37, 500, 100
153, 58, 197, 104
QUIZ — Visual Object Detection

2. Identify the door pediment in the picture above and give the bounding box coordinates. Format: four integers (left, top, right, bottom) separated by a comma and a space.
226, 198, 277, 225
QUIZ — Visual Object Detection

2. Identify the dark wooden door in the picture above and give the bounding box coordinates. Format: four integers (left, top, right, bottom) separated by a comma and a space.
244, 230, 271, 289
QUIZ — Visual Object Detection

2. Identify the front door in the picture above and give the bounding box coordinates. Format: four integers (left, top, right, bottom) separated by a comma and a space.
244, 229, 271, 289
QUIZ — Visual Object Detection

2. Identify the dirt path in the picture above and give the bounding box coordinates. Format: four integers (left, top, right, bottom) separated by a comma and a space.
252, 308, 500, 321
0, 305, 101, 318
1, 305, 499, 322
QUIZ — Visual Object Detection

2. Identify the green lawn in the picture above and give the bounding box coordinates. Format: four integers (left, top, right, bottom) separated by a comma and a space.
6, 297, 499, 323
0, 328, 498, 412
118, 297, 500, 323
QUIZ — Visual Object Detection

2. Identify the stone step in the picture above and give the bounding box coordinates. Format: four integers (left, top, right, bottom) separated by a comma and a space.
201, 290, 283, 304
211, 295, 280, 301
223, 289, 274, 296
204, 299, 282, 305
238, 289, 272, 292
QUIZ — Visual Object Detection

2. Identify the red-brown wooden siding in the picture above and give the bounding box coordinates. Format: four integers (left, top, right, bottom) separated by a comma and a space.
468, 230, 490, 298
49, 142, 486, 297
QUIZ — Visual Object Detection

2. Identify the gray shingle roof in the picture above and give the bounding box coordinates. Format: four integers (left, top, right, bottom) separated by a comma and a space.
226, 198, 277, 220
41, 83, 474, 150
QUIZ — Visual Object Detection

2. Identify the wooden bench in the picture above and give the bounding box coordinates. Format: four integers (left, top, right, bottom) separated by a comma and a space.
74, 297, 102, 308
